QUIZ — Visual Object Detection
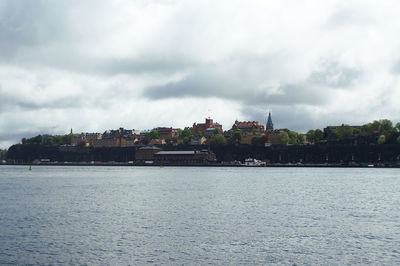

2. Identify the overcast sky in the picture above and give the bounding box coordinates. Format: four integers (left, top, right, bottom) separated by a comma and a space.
1, 0, 400, 148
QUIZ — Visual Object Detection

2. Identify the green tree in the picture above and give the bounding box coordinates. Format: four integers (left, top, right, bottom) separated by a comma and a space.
251, 136, 263, 146
149, 130, 159, 139
279, 132, 290, 145
336, 125, 354, 139
181, 127, 193, 139
297, 134, 305, 144
306, 129, 323, 144
214, 127, 221, 134
212, 134, 227, 146
288, 130, 298, 144
314, 129, 323, 141
306, 130, 315, 143
232, 129, 242, 144
379, 119, 393, 136
378, 134, 386, 144
26, 135, 42, 145
183, 136, 191, 145
395, 122, 400, 133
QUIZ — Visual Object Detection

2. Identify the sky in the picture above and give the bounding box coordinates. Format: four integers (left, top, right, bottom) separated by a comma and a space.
1, 0, 400, 148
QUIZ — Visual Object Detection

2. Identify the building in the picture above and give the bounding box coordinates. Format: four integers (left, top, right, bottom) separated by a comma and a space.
71, 132, 102, 146
190, 136, 207, 145
266, 112, 274, 131
149, 139, 166, 145
153, 150, 216, 165
266, 131, 283, 145
231, 121, 265, 133
192, 118, 223, 135
240, 132, 263, 145
94, 128, 138, 147
155, 127, 178, 139
135, 146, 162, 161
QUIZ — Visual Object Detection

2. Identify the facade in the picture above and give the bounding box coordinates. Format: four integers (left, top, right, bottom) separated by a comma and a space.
190, 136, 207, 145
94, 128, 138, 147
266, 131, 282, 145
154, 150, 216, 165
139, 130, 151, 145
266, 112, 274, 131
155, 127, 177, 139
192, 118, 223, 135
71, 132, 102, 146
135, 146, 162, 161
240, 132, 263, 145
231, 121, 265, 133
149, 139, 166, 145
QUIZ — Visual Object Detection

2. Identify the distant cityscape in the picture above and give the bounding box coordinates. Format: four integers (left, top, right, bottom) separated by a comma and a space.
2, 113, 400, 166
12, 113, 400, 148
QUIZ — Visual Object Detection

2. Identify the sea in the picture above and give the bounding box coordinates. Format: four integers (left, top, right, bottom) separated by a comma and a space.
0, 165, 399, 265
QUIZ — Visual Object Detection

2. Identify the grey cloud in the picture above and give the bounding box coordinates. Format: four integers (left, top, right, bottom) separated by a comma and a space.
241, 105, 329, 133
392, 60, 400, 74
0, 1, 67, 59
143, 66, 332, 107
0, 87, 85, 112
308, 62, 361, 88
325, 5, 375, 29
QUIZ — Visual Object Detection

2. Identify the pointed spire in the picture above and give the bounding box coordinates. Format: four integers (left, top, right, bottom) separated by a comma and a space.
266, 112, 273, 131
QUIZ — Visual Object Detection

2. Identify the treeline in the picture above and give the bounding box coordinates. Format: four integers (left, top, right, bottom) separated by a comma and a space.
21, 134, 76, 146
12, 119, 400, 149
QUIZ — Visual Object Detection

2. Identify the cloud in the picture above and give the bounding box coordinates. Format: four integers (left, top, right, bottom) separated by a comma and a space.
1, 0, 400, 148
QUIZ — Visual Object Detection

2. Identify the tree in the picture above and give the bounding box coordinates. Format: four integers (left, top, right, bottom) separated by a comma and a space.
336, 125, 354, 139
26, 135, 42, 145
183, 136, 191, 145
395, 122, 400, 133
397, 135, 400, 144
214, 127, 221, 134
314, 129, 323, 141
378, 134, 386, 144
232, 129, 242, 144
306, 129, 323, 144
288, 130, 298, 144
379, 119, 393, 135
297, 134, 305, 144
149, 130, 159, 140
306, 130, 315, 143
251, 136, 263, 146
181, 127, 192, 139
212, 134, 227, 146
279, 132, 290, 145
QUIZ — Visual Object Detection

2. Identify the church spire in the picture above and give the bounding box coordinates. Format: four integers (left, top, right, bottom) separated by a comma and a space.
266, 112, 273, 131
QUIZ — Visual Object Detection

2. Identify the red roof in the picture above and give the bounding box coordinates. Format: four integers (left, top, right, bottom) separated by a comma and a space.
233, 121, 263, 128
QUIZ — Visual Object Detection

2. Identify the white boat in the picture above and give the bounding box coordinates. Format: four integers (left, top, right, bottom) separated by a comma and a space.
243, 158, 266, 167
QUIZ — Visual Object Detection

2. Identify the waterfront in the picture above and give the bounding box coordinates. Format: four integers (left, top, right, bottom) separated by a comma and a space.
0, 166, 399, 264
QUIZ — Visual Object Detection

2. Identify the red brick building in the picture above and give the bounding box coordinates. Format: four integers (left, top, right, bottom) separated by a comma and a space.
192, 118, 223, 134
155, 127, 177, 139
231, 121, 265, 133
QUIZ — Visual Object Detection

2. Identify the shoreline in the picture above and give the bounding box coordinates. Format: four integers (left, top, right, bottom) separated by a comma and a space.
1, 163, 398, 168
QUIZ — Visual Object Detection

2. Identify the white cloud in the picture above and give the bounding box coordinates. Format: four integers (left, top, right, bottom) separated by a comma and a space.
1, 0, 400, 148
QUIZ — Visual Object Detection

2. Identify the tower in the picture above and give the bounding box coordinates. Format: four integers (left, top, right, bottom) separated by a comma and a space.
266, 112, 273, 131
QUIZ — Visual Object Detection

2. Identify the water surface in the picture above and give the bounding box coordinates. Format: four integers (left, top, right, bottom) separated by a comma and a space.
0, 166, 399, 264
